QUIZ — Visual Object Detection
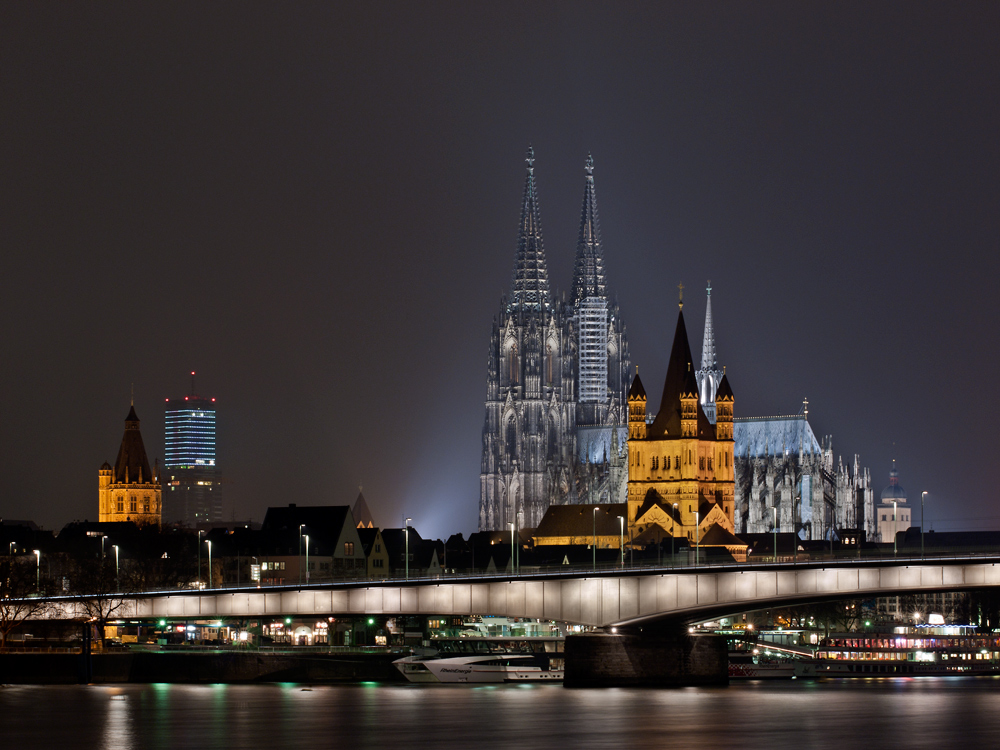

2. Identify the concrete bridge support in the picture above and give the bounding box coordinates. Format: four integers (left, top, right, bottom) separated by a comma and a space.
564, 628, 728, 687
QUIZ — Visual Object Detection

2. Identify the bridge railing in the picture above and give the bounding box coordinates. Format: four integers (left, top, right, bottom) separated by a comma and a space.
27, 544, 1000, 601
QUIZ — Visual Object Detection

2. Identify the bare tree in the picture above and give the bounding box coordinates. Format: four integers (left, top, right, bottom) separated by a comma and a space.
70, 555, 134, 647
0, 557, 52, 651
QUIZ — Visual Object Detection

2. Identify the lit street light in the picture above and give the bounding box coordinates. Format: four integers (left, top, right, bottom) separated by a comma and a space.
404, 517, 412, 580
921, 491, 927, 559
695, 510, 700, 566
593, 507, 599, 571
618, 515, 624, 568
33, 549, 40, 593
298, 525, 305, 585
101, 535, 108, 559
304, 534, 310, 583
672, 503, 678, 567
509, 522, 515, 576
773, 506, 778, 564
206, 539, 213, 589
893, 501, 898, 556
197, 530, 204, 587
113, 545, 120, 591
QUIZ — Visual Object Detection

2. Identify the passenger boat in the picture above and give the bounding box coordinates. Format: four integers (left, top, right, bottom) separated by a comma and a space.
394, 635, 564, 683
807, 625, 1000, 677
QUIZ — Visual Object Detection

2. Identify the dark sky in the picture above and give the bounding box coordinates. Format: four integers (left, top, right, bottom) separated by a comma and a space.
2, 2, 998, 538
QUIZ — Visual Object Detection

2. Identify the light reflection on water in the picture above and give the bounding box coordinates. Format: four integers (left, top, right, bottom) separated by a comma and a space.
2, 678, 1000, 749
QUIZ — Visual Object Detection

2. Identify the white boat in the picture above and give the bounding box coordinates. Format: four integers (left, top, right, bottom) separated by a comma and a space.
422, 653, 563, 683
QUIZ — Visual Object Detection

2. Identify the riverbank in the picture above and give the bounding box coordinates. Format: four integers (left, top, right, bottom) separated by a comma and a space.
0, 650, 406, 684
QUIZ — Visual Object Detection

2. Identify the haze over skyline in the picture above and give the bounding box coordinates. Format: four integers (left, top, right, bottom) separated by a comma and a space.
2, 3, 998, 537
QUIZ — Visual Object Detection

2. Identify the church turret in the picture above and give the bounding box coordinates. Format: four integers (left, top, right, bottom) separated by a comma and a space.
715, 372, 734, 440
696, 282, 725, 423
627, 371, 647, 440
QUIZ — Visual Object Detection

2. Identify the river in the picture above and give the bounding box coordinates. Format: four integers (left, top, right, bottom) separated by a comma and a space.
2, 678, 998, 749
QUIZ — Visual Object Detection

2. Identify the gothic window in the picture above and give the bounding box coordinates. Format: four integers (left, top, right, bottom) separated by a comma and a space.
708, 458, 713, 471
652, 456, 658, 470
546, 345, 554, 384
344, 542, 355, 556
117, 497, 123, 513
699, 457, 705, 470
130, 496, 137, 512
505, 418, 517, 456
143, 496, 150, 513
508, 343, 519, 384
674, 456, 680, 469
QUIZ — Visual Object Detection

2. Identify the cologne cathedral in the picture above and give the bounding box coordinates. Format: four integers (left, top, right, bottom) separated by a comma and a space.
478, 150, 630, 532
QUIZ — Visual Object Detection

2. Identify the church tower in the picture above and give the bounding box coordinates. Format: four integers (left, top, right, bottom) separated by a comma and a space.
480, 148, 575, 531
99, 404, 162, 526
626, 300, 736, 544
696, 283, 725, 423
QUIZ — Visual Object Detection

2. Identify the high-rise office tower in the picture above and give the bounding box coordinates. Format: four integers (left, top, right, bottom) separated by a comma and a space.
163, 372, 221, 525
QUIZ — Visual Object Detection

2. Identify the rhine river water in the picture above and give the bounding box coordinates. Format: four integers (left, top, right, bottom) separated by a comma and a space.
3, 678, 999, 749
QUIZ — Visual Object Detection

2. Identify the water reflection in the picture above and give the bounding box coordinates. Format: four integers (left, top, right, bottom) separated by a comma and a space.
4, 679, 1000, 749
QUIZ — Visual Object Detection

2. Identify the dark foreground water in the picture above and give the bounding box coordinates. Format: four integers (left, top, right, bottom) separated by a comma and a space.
3, 678, 1000, 750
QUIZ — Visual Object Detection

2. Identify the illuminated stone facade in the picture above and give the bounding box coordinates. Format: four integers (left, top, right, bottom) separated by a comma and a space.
479, 150, 630, 531
99, 405, 162, 526
626, 306, 735, 545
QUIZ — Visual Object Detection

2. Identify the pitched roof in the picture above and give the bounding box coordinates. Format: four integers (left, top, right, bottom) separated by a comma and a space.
733, 415, 820, 458
352, 491, 375, 528
699, 524, 747, 548
716, 373, 733, 400
628, 372, 646, 400
260, 505, 353, 547
534, 503, 628, 538
113, 406, 154, 485
648, 310, 714, 439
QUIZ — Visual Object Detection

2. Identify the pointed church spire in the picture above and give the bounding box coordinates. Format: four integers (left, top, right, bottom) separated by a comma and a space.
571, 153, 607, 304
700, 281, 717, 372
696, 281, 725, 418
508, 145, 551, 312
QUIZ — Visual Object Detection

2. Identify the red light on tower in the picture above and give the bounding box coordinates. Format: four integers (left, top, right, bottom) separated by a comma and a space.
211, 398, 216, 402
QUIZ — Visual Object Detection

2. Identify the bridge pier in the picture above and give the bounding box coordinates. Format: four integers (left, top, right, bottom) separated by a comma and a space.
564, 626, 728, 688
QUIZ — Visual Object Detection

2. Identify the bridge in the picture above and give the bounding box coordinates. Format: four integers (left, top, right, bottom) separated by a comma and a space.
41, 554, 1000, 628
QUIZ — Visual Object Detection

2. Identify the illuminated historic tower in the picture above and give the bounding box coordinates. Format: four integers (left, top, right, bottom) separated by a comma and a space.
626, 301, 735, 545
99, 403, 162, 526
163, 372, 221, 525
479, 150, 630, 531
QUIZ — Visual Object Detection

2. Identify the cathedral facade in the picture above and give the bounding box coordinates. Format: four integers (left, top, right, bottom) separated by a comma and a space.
478, 150, 630, 532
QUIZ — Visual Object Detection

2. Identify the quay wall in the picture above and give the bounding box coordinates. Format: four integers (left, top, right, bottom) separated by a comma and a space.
0, 651, 405, 685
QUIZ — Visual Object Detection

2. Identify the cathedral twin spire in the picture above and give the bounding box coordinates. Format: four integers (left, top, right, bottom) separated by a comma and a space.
508, 148, 611, 311
508, 146, 552, 312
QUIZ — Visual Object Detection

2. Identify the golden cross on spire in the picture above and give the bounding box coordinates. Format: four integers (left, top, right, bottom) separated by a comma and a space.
678, 282, 684, 309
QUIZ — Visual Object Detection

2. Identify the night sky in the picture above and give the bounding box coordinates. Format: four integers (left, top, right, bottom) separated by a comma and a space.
2, 3, 998, 538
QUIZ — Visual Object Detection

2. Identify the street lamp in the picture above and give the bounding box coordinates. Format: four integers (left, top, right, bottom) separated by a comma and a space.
404, 518, 412, 580
893, 501, 898, 556
206, 540, 213, 589
921, 491, 927, 559
593, 507, 599, 571
101, 535, 108, 559
773, 506, 778, 564
9, 541, 14, 556
672, 503, 678, 567
197, 530, 204, 586
618, 516, 624, 568
695, 510, 699, 566
113, 545, 120, 591
509, 522, 515, 576
298, 525, 305, 585
33, 549, 40, 593
304, 535, 310, 583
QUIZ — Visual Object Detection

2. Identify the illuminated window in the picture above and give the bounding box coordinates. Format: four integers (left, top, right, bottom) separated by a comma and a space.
117, 497, 124, 512
143, 496, 150, 513
130, 496, 137, 513
344, 542, 355, 556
